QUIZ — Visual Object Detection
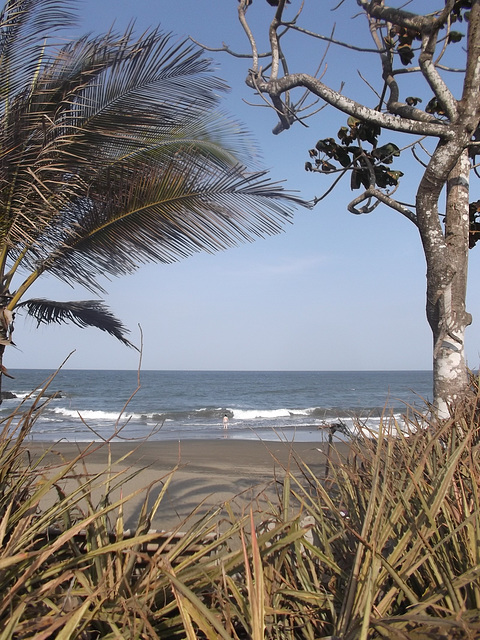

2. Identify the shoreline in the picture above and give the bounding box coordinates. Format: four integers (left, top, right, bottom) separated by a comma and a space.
26, 439, 350, 531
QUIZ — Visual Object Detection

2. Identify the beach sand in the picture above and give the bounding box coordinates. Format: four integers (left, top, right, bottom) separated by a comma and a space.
26, 438, 350, 532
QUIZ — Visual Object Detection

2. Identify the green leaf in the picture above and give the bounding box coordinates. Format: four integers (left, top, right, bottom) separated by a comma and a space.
315, 138, 335, 153
372, 143, 401, 164
320, 160, 336, 172
406, 96, 422, 106
333, 147, 352, 168
351, 168, 362, 190
337, 126, 352, 144
398, 43, 415, 65
448, 30, 465, 43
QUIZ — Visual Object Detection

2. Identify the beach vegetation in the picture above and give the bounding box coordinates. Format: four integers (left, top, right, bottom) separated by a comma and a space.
0, 0, 306, 395
212, 0, 480, 416
0, 372, 248, 638
1, 372, 480, 638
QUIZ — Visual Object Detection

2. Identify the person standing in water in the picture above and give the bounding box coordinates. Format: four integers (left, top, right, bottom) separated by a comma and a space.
223, 414, 229, 429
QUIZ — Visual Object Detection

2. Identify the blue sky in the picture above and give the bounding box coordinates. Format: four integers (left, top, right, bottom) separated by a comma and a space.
6, 0, 480, 371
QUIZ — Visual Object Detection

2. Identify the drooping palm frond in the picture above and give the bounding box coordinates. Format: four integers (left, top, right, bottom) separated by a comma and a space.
17, 298, 136, 347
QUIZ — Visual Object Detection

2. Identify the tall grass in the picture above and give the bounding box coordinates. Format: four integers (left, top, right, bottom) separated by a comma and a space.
1, 372, 480, 638
247, 389, 480, 639
0, 374, 247, 639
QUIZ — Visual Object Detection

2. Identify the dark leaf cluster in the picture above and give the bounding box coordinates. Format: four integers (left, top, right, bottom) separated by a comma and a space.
451, 0, 472, 23
384, 11, 465, 66
469, 200, 480, 248
384, 25, 421, 66
305, 117, 403, 192
405, 96, 422, 107
426, 97, 448, 117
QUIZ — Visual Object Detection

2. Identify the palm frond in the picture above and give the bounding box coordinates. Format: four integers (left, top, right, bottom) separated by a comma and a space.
0, 0, 76, 100
26, 160, 306, 291
0, 31, 137, 248
17, 298, 136, 347
0, 28, 242, 252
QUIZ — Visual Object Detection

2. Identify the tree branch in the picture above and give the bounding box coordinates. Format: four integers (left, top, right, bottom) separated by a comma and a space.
238, 0, 259, 73
461, 0, 480, 108
249, 72, 454, 137
283, 23, 383, 54
418, 31, 458, 122
367, 13, 450, 123
347, 187, 417, 224
356, 0, 454, 33
188, 37, 271, 60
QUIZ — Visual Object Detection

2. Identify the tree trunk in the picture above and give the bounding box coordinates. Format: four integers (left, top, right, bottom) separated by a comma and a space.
419, 150, 472, 417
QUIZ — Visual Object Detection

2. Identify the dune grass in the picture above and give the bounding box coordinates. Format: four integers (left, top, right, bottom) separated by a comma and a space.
0, 374, 479, 638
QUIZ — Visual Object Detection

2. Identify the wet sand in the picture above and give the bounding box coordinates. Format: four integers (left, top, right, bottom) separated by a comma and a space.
25, 438, 350, 531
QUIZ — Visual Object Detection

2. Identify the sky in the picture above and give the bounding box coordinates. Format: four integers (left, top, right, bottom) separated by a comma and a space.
6, 0, 480, 372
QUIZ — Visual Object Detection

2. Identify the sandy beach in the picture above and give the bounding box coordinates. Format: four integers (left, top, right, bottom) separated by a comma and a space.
26, 438, 349, 532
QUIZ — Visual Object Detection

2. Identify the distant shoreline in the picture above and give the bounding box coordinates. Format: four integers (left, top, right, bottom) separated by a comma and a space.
5, 368, 433, 372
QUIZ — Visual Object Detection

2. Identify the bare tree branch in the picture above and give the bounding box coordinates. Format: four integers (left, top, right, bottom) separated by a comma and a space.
347, 187, 417, 224
249, 71, 453, 136
188, 37, 271, 60
356, 0, 455, 32
418, 31, 458, 121
238, 0, 259, 72
283, 23, 384, 53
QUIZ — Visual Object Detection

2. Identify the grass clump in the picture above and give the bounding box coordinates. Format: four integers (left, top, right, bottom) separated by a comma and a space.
0, 375, 243, 639
243, 392, 480, 639
1, 373, 480, 638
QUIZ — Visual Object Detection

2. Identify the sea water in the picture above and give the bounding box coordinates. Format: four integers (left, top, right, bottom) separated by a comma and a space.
0, 369, 433, 443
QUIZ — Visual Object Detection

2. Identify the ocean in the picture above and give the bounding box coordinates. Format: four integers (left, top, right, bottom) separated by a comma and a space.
0, 369, 433, 443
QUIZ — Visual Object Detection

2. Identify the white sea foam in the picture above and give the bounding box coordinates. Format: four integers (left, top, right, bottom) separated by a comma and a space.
345, 412, 416, 438
232, 408, 294, 420
52, 407, 135, 421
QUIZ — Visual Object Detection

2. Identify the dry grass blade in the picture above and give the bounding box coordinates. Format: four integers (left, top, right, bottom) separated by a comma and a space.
241, 509, 265, 640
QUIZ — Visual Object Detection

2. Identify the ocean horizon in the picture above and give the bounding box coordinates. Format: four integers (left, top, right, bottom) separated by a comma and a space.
1, 369, 434, 443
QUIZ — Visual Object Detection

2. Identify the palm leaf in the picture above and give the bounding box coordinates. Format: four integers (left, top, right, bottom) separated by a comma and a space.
0, 0, 76, 100
17, 298, 136, 347
25, 161, 303, 291
1, 28, 264, 255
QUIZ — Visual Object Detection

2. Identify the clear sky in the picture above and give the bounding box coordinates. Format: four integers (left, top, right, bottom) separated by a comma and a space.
6, 0, 480, 372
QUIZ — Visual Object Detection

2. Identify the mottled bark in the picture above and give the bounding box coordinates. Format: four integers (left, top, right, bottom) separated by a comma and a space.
418, 150, 472, 416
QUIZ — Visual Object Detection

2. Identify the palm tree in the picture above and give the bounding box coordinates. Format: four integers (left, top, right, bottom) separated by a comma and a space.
0, 0, 305, 393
